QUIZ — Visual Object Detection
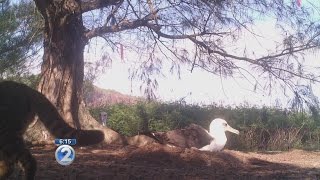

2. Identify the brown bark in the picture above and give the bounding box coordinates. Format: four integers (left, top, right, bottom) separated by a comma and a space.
37, 0, 85, 128
25, 0, 124, 145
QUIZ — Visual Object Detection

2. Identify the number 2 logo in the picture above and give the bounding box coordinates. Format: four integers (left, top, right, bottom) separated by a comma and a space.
60, 146, 72, 162
55, 145, 75, 166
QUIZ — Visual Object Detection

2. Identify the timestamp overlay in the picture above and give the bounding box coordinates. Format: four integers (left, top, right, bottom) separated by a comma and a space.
55, 139, 76, 166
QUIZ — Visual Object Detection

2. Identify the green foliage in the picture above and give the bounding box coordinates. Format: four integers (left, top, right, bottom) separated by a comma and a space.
107, 104, 142, 136
90, 101, 320, 151
0, 73, 40, 88
90, 104, 143, 136
0, 0, 42, 77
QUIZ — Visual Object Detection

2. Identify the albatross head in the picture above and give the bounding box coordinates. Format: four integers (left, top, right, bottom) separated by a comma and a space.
200, 118, 239, 152
210, 118, 239, 135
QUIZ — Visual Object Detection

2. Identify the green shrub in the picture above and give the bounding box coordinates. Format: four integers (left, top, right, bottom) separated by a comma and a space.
89, 101, 320, 150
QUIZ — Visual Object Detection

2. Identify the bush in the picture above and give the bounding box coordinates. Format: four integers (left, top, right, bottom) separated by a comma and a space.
89, 101, 320, 150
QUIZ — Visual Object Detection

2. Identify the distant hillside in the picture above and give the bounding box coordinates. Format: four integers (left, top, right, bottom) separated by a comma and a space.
84, 86, 144, 108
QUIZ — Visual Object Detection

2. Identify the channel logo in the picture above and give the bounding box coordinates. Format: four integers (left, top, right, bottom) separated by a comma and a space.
55, 144, 76, 166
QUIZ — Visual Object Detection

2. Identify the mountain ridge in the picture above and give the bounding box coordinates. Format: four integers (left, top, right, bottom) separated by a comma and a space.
84, 85, 144, 108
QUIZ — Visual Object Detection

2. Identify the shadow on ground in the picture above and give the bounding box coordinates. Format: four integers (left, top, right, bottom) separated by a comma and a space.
15, 144, 320, 179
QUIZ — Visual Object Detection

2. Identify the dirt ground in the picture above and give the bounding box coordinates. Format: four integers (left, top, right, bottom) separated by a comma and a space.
24, 144, 320, 179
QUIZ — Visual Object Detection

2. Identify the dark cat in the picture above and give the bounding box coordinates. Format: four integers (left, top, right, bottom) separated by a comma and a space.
0, 81, 104, 180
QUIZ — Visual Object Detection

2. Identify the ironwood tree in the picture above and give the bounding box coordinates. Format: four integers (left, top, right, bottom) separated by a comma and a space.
27, 0, 320, 143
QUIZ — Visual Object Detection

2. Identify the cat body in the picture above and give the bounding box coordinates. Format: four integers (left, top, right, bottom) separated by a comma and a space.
0, 81, 104, 179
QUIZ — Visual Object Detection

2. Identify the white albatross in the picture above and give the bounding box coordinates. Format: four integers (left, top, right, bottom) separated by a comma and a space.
199, 118, 239, 152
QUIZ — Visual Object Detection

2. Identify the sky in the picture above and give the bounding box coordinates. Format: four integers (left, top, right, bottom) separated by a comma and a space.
92, 57, 319, 107
84, 19, 320, 108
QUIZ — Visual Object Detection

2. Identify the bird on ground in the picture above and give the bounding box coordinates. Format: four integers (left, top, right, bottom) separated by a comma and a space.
143, 123, 214, 149
199, 118, 239, 152
142, 118, 239, 151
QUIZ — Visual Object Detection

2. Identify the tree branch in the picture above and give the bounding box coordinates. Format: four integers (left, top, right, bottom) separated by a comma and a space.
148, 28, 319, 83
85, 18, 150, 39
80, 0, 123, 13
147, 24, 226, 39
186, 35, 318, 65
33, 0, 50, 17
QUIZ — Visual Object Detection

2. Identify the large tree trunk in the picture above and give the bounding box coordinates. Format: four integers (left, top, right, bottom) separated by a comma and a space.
38, 3, 84, 129
26, 0, 124, 145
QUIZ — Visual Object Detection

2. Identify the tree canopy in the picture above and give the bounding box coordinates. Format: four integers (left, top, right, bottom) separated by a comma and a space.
2, 0, 319, 106
76, 0, 320, 100
0, 0, 42, 78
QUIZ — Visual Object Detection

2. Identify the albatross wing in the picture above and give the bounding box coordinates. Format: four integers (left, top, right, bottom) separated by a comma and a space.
143, 123, 213, 148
